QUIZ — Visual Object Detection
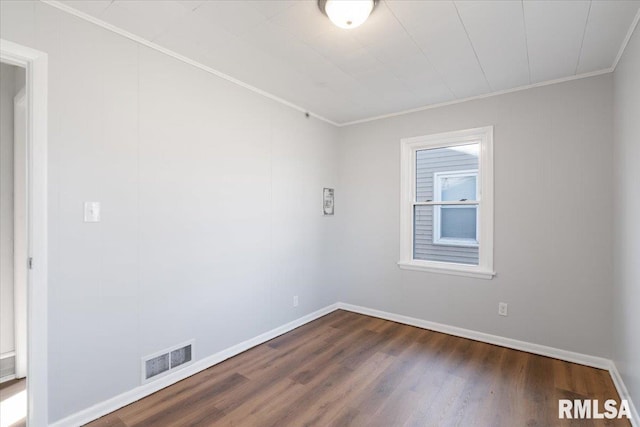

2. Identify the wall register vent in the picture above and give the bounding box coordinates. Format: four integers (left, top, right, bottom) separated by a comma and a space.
142, 340, 194, 383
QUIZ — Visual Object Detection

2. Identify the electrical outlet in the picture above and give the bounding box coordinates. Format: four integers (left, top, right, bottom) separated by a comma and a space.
498, 302, 508, 316
293, 296, 299, 307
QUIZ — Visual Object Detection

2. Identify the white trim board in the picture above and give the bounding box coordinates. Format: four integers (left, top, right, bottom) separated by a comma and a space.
49, 303, 340, 427
609, 363, 640, 427
340, 68, 613, 126
0, 374, 16, 384
612, 6, 640, 70
0, 374, 17, 384
338, 303, 638, 424
38, 0, 636, 128
39, 0, 339, 127
337, 303, 611, 369
50, 302, 638, 426
1, 38, 49, 427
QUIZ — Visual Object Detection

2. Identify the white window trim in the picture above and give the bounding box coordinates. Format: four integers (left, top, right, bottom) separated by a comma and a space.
432, 169, 479, 247
398, 126, 495, 279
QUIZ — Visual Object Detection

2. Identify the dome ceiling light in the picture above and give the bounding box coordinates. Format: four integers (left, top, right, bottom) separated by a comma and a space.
318, 0, 378, 30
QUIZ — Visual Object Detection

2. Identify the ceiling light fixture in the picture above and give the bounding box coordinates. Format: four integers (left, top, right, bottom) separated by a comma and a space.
318, 0, 378, 30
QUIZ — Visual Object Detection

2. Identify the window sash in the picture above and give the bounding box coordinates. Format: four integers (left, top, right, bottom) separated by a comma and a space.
429, 169, 480, 247
432, 169, 479, 203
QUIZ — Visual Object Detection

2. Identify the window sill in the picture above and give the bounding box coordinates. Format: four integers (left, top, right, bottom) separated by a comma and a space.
397, 261, 495, 280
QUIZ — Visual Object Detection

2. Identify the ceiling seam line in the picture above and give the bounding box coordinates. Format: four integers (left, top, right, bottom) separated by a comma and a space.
382, 0, 458, 99
453, 1, 493, 92
575, 1, 592, 75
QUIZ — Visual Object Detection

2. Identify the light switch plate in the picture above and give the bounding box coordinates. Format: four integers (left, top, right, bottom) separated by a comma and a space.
84, 202, 101, 222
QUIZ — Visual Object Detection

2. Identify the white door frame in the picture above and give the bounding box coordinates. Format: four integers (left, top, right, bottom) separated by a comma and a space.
1, 38, 48, 427
14, 87, 28, 380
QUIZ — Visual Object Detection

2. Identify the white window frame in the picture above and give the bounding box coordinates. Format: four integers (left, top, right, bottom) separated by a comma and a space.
433, 169, 479, 248
398, 126, 494, 279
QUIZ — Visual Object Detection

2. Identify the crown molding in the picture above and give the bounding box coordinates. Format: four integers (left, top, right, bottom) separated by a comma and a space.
40, 0, 340, 127
340, 68, 613, 126
612, 6, 640, 71
40, 0, 637, 128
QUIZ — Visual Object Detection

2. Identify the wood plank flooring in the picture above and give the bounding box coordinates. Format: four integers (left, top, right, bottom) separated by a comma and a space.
86, 310, 629, 427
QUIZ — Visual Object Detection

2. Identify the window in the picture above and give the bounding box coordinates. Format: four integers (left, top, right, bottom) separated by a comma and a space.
399, 127, 494, 279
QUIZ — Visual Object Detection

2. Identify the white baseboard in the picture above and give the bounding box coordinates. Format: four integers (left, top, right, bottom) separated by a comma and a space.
609, 362, 639, 426
338, 302, 638, 424
0, 374, 16, 384
49, 301, 637, 426
50, 303, 340, 427
337, 302, 611, 369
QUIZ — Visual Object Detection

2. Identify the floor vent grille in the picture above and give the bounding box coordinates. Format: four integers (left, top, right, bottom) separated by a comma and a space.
142, 341, 194, 383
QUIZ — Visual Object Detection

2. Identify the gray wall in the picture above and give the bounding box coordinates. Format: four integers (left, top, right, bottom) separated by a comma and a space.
337, 74, 614, 358
0, 63, 16, 360
1, 1, 338, 423
613, 22, 640, 413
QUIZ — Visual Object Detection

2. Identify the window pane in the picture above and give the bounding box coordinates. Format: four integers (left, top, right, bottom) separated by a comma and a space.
416, 143, 479, 202
414, 205, 478, 265
441, 206, 476, 239
441, 176, 476, 201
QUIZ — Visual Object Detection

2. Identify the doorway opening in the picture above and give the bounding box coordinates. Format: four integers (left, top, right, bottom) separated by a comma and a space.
0, 57, 28, 427
0, 39, 48, 427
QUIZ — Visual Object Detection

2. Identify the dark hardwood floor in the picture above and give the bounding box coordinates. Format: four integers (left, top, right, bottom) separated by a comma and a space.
86, 310, 628, 427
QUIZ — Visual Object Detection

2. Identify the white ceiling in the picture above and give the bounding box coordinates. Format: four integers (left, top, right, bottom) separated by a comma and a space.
58, 0, 640, 124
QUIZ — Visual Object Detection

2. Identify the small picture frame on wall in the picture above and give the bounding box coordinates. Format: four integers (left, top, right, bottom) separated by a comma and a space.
323, 188, 334, 216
